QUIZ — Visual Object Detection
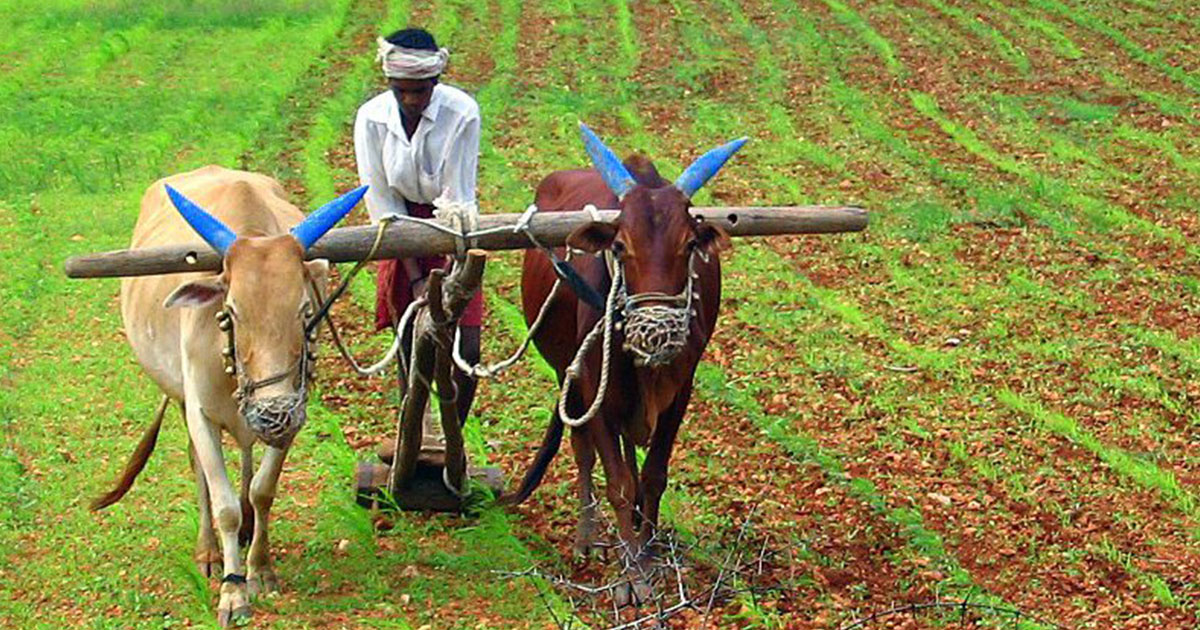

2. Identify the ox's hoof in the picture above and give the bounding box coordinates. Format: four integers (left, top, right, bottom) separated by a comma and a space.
217, 583, 252, 627
632, 577, 654, 604
613, 577, 654, 608
195, 549, 222, 579
573, 516, 602, 559
572, 532, 599, 560
216, 603, 252, 628
572, 538, 609, 561
613, 581, 635, 608
247, 569, 279, 598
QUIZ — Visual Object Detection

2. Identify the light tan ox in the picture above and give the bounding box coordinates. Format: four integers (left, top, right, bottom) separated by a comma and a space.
93, 165, 365, 626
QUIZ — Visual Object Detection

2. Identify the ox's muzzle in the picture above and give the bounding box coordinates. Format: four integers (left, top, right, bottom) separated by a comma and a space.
621, 302, 690, 367
239, 393, 307, 448
617, 250, 702, 368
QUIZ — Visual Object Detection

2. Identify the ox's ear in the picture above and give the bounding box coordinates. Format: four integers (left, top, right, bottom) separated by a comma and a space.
163, 277, 227, 309
695, 221, 731, 255
304, 259, 330, 283
302, 258, 331, 286
566, 222, 618, 254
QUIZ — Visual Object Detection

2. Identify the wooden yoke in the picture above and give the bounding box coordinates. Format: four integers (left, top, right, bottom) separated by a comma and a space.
388, 250, 487, 499
63, 206, 868, 279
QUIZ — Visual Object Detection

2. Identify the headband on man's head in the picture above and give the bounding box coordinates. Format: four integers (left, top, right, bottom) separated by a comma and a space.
377, 37, 449, 79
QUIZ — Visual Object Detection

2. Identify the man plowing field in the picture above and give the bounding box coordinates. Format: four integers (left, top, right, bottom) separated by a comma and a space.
354, 26, 484, 429
65, 42, 865, 617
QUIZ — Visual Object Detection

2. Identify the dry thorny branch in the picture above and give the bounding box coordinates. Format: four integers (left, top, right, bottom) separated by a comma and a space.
496, 503, 783, 629
496, 497, 1064, 629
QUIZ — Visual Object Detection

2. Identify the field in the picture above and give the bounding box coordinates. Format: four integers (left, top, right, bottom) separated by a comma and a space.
2, 0, 1199, 627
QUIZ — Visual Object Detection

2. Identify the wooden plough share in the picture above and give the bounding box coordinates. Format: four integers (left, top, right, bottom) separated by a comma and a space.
65, 204, 868, 511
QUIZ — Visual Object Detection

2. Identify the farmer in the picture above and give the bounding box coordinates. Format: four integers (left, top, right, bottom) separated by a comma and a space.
353, 27, 483, 426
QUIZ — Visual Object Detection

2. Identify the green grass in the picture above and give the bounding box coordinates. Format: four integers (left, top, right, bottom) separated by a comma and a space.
1026, 0, 1200, 95
999, 392, 1200, 533
922, 0, 1032, 75
821, 0, 904, 77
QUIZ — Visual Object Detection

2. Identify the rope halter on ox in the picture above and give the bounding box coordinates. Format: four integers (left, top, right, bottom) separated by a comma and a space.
555, 124, 747, 426
618, 246, 709, 368
163, 182, 367, 448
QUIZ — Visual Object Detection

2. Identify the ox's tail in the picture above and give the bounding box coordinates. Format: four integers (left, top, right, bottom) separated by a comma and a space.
90, 395, 169, 511
498, 412, 564, 505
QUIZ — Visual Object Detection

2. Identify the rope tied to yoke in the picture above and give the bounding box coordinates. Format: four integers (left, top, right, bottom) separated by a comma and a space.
312, 217, 414, 378
556, 256, 624, 427
313, 203, 700, 432
318, 203, 564, 384
316, 204, 702, 426
448, 204, 605, 380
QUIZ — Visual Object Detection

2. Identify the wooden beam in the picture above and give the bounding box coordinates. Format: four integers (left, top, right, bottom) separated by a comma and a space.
63, 205, 867, 279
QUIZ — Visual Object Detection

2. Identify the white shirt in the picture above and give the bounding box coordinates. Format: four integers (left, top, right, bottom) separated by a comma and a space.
353, 83, 480, 223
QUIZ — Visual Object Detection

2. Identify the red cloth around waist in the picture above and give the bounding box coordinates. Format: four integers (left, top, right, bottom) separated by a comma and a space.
374, 201, 484, 331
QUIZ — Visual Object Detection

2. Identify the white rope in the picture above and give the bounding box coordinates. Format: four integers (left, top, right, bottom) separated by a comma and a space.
363, 206, 623, 425
451, 273, 561, 379
449, 203, 568, 380
334, 297, 425, 377
557, 262, 623, 427
433, 195, 480, 257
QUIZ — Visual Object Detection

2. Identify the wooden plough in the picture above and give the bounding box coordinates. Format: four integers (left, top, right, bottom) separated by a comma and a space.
65, 204, 867, 511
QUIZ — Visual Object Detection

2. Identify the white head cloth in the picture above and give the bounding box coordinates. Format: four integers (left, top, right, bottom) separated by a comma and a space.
377, 37, 449, 79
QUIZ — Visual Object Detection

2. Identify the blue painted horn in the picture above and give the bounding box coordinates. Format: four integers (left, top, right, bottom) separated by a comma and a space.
165, 183, 368, 255
291, 184, 368, 250
165, 184, 237, 255
674, 137, 749, 199
579, 123, 636, 200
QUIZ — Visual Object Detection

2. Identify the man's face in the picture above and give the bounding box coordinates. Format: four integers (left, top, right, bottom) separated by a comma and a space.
389, 78, 436, 120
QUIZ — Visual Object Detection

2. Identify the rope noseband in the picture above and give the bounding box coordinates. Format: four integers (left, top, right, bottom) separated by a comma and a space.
557, 245, 706, 426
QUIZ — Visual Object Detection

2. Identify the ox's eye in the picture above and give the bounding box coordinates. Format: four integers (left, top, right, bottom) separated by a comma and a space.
611, 240, 627, 257
685, 238, 699, 252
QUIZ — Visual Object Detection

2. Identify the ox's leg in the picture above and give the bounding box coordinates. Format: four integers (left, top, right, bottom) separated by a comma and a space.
591, 420, 647, 606
569, 423, 601, 559
639, 383, 692, 550
184, 401, 250, 626
188, 431, 221, 578
247, 444, 287, 598
238, 445, 255, 547
622, 435, 643, 532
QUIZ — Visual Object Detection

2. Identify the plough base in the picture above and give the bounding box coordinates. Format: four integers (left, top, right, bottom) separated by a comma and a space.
355, 447, 504, 513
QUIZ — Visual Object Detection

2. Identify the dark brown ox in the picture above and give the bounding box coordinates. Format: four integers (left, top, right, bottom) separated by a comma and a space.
505, 125, 745, 604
